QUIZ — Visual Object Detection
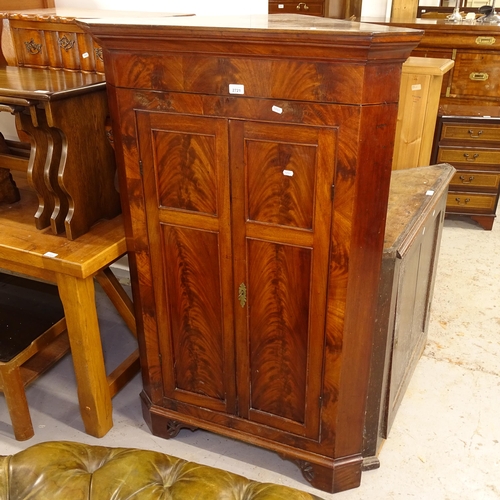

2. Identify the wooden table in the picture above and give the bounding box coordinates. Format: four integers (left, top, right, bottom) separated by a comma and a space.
0, 183, 139, 438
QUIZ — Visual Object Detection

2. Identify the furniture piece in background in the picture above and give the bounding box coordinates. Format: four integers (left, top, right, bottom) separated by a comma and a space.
80, 14, 422, 494
268, 0, 326, 16
392, 56, 454, 170
364, 163, 455, 466
0, 0, 55, 66
267, 0, 354, 18
0, 441, 322, 500
0, 67, 120, 239
0, 9, 121, 239
0, 177, 139, 439
0, 272, 68, 441
376, 18, 500, 229
432, 113, 500, 230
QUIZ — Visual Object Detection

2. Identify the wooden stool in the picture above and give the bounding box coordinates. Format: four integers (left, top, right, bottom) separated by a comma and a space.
0, 273, 70, 440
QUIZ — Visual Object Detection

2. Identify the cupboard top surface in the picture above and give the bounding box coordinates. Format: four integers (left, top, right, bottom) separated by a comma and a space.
78, 14, 422, 45
384, 164, 455, 253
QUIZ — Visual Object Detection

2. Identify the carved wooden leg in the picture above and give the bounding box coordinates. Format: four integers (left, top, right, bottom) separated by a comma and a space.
56, 272, 113, 437
15, 108, 56, 230
140, 391, 198, 439
281, 454, 362, 494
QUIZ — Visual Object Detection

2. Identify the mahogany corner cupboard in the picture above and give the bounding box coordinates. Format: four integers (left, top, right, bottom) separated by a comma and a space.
79, 15, 422, 494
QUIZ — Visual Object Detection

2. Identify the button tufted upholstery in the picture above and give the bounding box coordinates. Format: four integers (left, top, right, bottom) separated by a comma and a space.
0, 441, 323, 499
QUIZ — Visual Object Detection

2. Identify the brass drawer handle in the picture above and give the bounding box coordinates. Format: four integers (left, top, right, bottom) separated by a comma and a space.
476, 36, 496, 45
94, 47, 104, 62
58, 35, 76, 52
455, 197, 471, 205
24, 39, 42, 55
468, 129, 483, 138
459, 175, 475, 184
463, 153, 479, 162
470, 72, 489, 81
296, 2, 309, 10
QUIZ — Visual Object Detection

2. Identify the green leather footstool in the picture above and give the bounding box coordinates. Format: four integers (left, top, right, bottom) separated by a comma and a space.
0, 441, 323, 499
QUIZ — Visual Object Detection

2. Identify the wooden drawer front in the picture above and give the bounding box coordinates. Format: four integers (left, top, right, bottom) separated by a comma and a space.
446, 192, 497, 213
269, 2, 324, 15
108, 53, 402, 105
437, 147, 500, 165
449, 171, 500, 191
441, 122, 500, 142
9, 20, 104, 73
451, 52, 500, 98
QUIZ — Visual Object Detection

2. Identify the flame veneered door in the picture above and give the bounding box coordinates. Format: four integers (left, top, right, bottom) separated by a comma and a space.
136, 111, 236, 414
230, 120, 336, 439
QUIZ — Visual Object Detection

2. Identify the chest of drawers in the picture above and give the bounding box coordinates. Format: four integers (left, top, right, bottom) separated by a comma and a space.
431, 115, 500, 230
371, 18, 500, 229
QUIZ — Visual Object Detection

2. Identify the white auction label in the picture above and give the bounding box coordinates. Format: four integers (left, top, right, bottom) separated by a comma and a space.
229, 84, 244, 95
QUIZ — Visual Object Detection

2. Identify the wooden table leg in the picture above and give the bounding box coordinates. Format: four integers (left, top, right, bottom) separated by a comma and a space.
56, 272, 113, 438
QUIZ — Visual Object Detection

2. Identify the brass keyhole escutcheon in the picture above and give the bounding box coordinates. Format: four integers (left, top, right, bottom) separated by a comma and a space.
238, 283, 247, 308
469, 72, 489, 82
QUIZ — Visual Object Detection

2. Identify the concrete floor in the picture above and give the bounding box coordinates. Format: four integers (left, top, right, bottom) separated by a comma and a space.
1, 213, 499, 499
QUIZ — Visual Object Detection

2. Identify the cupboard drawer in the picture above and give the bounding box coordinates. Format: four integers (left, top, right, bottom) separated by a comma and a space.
437, 146, 500, 165
441, 122, 500, 143
269, 1, 324, 15
451, 52, 500, 98
446, 192, 497, 213
8, 19, 104, 73
449, 171, 500, 191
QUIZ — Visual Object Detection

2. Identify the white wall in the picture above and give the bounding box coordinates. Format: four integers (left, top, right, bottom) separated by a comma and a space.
55, 0, 268, 16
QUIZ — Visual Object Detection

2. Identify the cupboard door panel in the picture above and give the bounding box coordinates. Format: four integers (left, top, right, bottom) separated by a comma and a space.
162, 225, 226, 403
231, 120, 336, 439
247, 140, 315, 229
136, 111, 235, 413
154, 128, 218, 215
247, 239, 312, 425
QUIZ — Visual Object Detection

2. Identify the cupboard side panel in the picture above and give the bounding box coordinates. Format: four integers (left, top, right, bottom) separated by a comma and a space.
109, 86, 163, 403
